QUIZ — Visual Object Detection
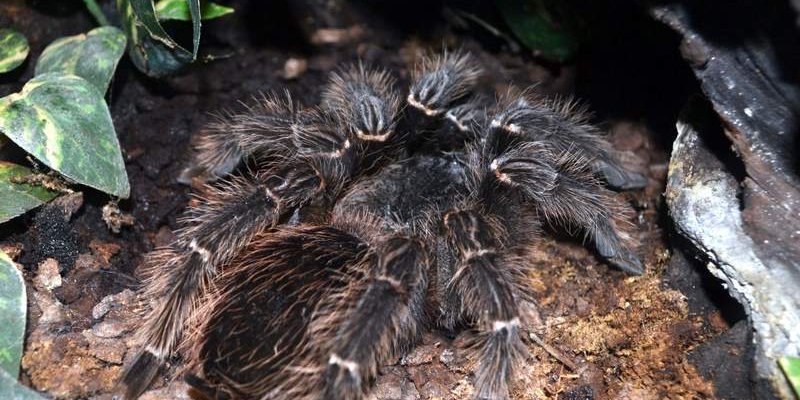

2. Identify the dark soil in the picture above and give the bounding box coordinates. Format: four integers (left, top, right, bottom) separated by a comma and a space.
0, 0, 753, 399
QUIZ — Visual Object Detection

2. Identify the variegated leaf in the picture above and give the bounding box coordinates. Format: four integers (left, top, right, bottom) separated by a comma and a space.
35, 26, 127, 94
0, 250, 25, 378
117, 0, 201, 77
0, 28, 29, 74
156, 0, 234, 21
0, 368, 43, 399
0, 162, 59, 223
780, 356, 800, 397
0, 73, 129, 198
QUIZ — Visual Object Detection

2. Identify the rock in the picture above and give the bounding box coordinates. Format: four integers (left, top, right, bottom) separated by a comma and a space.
654, 2, 800, 397
88, 240, 121, 267
91, 320, 129, 338
50, 192, 85, 217
401, 343, 436, 366
139, 381, 192, 400
92, 289, 136, 320
22, 330, 120, 398
30, 259, 67, 330
0, 242, 23, 259
82, 330, 127, 364
664, 98, 800, 399
369, 366, 420, 400
310, 26, 364, 45
33, 258, 62, 291
438, 348, 468, 374
74, 253, 103, 272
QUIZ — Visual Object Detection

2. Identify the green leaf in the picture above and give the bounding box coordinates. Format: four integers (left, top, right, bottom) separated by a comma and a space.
497, 0, 581, 63
0, 29, 29, 74
0, 251, 25, 378
0, 162, 59, 223
780, 356, 800, 397
0, 368, 44, 399
156, 0, 234, 21
0, 252, 42, 398
188, 0, 201, 58
83, 0, 111, 26
116, 0, 202, 77
35, 27, 127, 94
0, 73, 129, 198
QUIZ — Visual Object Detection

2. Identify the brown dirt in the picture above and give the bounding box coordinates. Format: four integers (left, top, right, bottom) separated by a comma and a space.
0, 1, 750, 399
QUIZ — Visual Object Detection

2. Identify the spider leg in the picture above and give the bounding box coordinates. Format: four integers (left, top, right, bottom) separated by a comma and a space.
121, 162, 322, 399
437, 95, 491, 147
487, 140, 644, 274
323, 64, 401, 143
490, 93, 648, 190
442, 209, 527, 400
408, 50, 482, 118
123, 65, 402, 399
185, 224, 370, 399
185, 216, 428, 400
186, 91, 296, 181
318, 235, 430, 400
405, 50, 483, 148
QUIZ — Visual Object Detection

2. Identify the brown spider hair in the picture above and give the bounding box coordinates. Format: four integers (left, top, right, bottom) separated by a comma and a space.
120, 50, 646, 400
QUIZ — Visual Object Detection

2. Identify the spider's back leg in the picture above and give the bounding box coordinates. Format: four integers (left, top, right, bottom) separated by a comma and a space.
185, 224, 369, 399
184, 91, 296, 182
442, 209, 529, 400
184, 208, 431, 400
121, 162, 322, 399
322, 235, 430, 399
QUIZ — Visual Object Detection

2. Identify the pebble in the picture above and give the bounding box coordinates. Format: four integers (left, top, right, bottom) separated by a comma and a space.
83, 330, 127, 364
139, 381, 193, 400
34, 258, 62, 291
401, 343, 436, 366
92, 320, 128, 338
92, 289, 136, 320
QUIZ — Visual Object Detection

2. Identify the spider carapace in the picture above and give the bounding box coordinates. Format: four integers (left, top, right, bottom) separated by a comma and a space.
120, 50, 647, 400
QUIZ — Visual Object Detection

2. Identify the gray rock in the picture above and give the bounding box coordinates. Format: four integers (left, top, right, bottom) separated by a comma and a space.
666, 99, 800, 399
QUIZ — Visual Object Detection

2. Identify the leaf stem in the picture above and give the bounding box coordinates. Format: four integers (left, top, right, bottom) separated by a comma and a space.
83, 0, 110, 26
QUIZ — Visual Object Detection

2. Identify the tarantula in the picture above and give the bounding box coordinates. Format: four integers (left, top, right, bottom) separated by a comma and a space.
120, 50, 647, 400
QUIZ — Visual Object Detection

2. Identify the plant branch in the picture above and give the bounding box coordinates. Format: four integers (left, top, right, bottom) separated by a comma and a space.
83, 0, 110, 26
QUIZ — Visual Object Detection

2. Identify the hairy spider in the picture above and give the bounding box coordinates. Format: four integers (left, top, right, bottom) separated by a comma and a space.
120, 50, 647, 400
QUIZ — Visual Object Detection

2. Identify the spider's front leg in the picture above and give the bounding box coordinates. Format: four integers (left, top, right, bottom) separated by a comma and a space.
487, 138, 643, 274
490, 94, 648, 190
406, 50, 486, 148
